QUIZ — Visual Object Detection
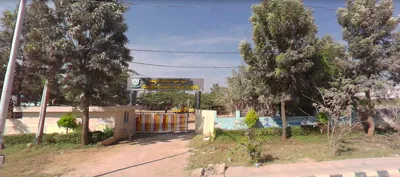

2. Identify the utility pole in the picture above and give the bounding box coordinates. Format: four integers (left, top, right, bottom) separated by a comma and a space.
35, 80, 50, 144
0, 0, 27, 150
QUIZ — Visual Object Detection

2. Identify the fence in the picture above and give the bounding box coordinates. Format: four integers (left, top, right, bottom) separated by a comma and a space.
133, 113, 189, 133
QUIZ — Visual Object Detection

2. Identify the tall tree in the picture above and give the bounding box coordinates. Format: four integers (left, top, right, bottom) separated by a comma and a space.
226, 66, 261, 115
0, 9, 43, 114
54, 0, 132, 145
23, 0, 68, 144
240, 0, 318, 140
337, 0, 400, 136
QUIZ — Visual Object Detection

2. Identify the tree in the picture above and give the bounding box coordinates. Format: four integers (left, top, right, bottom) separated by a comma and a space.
57, 113, 78, 133
337, 0, 400, 136
312, 78, 358, 156
240, 0, 318, 140
0, 8, 44, 117
23, 0, 68, 144
54, 0, 132, 145
226, 66, 263, 115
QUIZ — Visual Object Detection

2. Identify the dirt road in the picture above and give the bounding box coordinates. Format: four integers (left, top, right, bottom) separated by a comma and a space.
44, 124, 195, 177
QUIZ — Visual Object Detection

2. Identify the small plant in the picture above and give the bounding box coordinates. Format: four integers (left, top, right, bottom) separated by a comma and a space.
103, 126, 114, 139
244, 109, 259, 128
244, 129, 262, 163
57, 113, 78, 133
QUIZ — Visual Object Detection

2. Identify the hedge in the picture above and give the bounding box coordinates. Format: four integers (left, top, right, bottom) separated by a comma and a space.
3, 131, 114, 146
215, 125, 323, 138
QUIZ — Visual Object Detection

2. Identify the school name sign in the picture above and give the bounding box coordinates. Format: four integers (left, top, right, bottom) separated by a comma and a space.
131, 78, 204, 91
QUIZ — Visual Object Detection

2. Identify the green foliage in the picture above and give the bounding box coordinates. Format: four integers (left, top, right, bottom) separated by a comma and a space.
3, 131, 111, 146
254, 127, 282, 136
57, 113, 78, 132
245, 109, 259, 128
103, 126, 114, 139
215, 126, 322, 139
316, 112, 328, 124
44, 133, 81, 144
241, 0, 321, 139
290, 126, 321, 136
225, 66, 262, 113
3, 134, 36, 146
244, 129, 262, 163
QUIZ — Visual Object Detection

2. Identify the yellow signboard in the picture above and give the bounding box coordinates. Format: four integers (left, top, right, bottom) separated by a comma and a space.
132, 78, 204, 91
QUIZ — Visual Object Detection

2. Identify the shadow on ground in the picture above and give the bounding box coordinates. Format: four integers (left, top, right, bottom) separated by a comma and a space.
125, 131, 195, 146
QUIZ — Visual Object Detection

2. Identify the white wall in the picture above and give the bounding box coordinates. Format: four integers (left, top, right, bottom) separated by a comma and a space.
4, 106, 142, 135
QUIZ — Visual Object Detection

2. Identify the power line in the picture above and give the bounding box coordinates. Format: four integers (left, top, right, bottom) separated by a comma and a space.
131, 61, 240, 69
129, 2, 337, 11
130, 49, 240, 54
69, 1, 337, 11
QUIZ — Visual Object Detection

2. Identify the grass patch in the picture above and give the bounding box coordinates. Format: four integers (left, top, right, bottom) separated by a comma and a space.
188, 130, 400, 169
0, 143, 98, 177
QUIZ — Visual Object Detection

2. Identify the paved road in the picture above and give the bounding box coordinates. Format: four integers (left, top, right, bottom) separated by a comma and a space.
226, 156, 400, 177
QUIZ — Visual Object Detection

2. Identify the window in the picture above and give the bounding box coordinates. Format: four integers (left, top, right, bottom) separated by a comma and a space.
124, 111, 129, 123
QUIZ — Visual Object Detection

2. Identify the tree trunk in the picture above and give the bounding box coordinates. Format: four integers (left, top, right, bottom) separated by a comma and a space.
66, 128, 69, 134
281, 101, 287, 140
35, 81, 50, 144
81, 106, 90, 145
365, 90, 375, 136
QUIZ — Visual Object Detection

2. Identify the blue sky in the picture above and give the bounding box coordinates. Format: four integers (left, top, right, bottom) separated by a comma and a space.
1, 0, 400, 92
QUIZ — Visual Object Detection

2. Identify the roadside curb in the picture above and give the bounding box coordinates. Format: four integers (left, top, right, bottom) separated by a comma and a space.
305, 169, 400, 177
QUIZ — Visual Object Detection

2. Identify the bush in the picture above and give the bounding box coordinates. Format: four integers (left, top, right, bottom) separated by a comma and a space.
53, 133, 81, 144
289, 125, 322, 137
57, 113, 78, 133
43, 133, 58, 144
244, 109, 259, 128
3, 134, 35, 146
244, 129, 262, 163
103, 126, 114, 139
215, 126, 323, 140
290, 126, 307, 136
254, 127, 282, 136
3, 131, 110, 146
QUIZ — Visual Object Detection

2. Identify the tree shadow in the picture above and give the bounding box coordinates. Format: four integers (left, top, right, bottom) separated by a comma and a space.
128, 131, 195, 146
9, 119, 30, 133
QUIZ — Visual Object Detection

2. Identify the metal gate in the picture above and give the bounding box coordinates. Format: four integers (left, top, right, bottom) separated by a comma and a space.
133, 113, 189, 133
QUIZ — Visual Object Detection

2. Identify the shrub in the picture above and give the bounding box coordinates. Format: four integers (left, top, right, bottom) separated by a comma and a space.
89, 131, 111, 144
103, 126, 114, 139
57, 113, 78, 133
290, 126, 307, 136
244, 109, 259, 128
254, 127, 282, 136
53, 133, 81, 144
214, 128, 224, 137
43, 133, 58, 144
4, 131, 110, 146
3, 134, 35, 146
244, 129, 262, 163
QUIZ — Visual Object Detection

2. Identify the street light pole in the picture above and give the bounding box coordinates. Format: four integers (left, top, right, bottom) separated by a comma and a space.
0, 0, 27, 150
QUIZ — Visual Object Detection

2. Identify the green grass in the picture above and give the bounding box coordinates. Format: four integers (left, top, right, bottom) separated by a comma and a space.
188, 131, 400, 169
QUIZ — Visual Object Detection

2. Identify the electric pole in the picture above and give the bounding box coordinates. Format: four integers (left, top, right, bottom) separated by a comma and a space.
0, 0, 27, 150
